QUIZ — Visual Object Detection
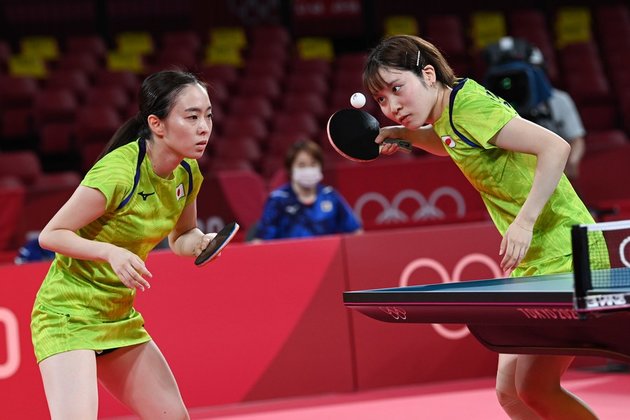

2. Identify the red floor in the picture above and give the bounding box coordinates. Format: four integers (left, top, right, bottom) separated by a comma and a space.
104, 369, 630, 419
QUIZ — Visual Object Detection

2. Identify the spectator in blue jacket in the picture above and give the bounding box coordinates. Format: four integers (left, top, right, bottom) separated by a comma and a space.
254, 140, 361, 240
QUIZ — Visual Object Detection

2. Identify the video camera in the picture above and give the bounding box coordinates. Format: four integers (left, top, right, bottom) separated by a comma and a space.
483, 37, 553, 121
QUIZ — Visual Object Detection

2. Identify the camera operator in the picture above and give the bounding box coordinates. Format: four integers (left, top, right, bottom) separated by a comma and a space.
483, 37, 586, 181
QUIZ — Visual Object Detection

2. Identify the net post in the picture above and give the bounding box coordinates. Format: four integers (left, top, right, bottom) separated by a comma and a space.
572, 224, 591, 312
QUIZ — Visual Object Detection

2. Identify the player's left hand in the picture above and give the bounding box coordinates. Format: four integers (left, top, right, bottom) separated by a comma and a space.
499, 221, 533, 274
194, 232, 217, 258
375, 126, 405, 155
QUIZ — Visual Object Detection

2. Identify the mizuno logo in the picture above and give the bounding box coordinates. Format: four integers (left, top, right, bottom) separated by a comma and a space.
138, 191, 155, 201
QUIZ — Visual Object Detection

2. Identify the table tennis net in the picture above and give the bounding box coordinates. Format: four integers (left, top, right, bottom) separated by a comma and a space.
573, 220, 630, 297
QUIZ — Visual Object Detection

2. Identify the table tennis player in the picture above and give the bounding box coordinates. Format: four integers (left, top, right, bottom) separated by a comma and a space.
31, 70, 221, 419
253, 140, 362, 241
362, 35, 609, 419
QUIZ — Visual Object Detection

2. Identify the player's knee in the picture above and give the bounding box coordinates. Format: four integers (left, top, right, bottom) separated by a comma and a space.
496, 386, 519, 410
516, 381, 551, 414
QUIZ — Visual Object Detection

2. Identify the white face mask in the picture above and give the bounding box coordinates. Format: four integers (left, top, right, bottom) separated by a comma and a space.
292, 166, 323, 188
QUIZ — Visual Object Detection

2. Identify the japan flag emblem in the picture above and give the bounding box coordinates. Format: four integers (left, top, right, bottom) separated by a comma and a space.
175, 183, 185, 200
441, 136, 456, 148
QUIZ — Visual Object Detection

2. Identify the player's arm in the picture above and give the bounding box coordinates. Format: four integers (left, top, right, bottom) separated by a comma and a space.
375, 124, 448, 156
168, 200, 214, 257
491, 116, 571, 271
40, 186, 118, 261
492, 116, 570, 226
39, 186, 152, 289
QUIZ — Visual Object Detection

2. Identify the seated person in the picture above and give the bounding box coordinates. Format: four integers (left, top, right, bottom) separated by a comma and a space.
483, 37, 586, 181
254, 140, 361, 240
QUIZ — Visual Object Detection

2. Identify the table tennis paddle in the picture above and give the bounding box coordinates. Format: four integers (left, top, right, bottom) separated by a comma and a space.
194, 222, 240, 267
326, 108, 413, 162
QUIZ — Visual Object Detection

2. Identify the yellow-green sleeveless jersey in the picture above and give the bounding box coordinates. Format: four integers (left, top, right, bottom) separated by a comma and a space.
31, 139, 203, 362
432, 79, 599, 276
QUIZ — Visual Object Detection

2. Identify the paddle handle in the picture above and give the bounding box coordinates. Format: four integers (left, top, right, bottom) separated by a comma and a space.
382, 139, 413, 153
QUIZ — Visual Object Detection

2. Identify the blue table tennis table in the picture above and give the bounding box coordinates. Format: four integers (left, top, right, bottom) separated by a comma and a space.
343, 271, 630, 362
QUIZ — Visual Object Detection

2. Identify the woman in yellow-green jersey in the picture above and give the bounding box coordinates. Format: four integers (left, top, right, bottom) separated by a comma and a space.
364, 35, 604, 419
31, 70, 216, 419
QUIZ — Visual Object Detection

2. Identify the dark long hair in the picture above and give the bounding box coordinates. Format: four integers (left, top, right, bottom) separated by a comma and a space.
363, 35, 457, 95
98, 70, 206, 159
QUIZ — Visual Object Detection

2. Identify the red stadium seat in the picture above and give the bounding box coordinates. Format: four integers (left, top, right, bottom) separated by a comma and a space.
1, 108, 35, 141
199, 64, 239, 87
65, 35, 108, 59
221, 115, 268, 143
79, 142, 107, 173
38, 122, 76, 155
425, 14, 470, 76
285, 73, 329, 97
335, 53, 367, 73
161, 30, 202, 54
228, 95, 273, 122
0, 75, 38, 110
0, 176, 26, 251
242, 58, 286, 80
289, 57, 331, 78
594, 4, 630, 55
0, 40, 11, 69
213, 136, 262, 167
44, 69, 91, 100
206, 156, 256, 174
75, 105, 122, 145
150, 48, 200, 73
247, 43, 289, 64
237, 76, 281, 102
585, 130, 628, 153
281, 93, 327, 120
578, 103, 618, 131
272, 112, 319, 138
55, 52, 101, 78
33, 88, 78, 127
0, 151, 42, 185
15, 171, 81, 248
249, 25, 290, 48
0, 75, 38, 140
577, 144, 630, 207
508, 10, 559, 83
84, 85, 129, 117
93, 69, 141, 99
267, 132, 312, 155
331, 70, 365, 93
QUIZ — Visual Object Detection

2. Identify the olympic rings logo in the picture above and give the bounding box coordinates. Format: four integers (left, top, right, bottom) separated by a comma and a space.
399, 254, 503, 340
379, 306, 407, 320
353, 187, 466, 224
0, 307, 20, 379
620, 236, 630, 268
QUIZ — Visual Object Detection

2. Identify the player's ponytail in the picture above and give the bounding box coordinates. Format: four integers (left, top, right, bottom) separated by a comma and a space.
97, 114, 146, 160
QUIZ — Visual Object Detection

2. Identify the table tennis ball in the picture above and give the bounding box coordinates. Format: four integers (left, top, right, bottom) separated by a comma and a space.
350, 92, 366, 109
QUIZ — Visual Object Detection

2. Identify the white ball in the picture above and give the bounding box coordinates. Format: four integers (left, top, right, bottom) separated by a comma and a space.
350, 92, 366, 109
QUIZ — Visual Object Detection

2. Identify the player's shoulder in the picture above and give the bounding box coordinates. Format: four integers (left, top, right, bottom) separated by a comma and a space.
85, 141, 138, 182
452, 78, 516, 117
180, 157, 200, 172
455, 79, 498, 104
98, 141, 138, 169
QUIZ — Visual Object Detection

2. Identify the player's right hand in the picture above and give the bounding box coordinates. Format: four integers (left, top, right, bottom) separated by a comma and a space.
107, 246, 152, 291
376, 125, 406, 155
